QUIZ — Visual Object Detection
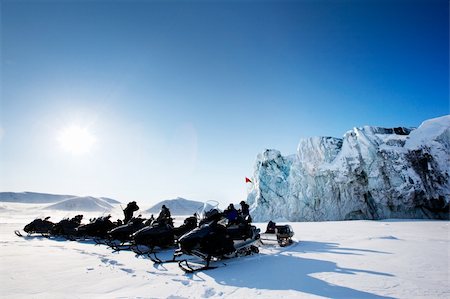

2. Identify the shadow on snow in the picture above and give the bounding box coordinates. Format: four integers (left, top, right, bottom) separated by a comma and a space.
202, 240, 395, 299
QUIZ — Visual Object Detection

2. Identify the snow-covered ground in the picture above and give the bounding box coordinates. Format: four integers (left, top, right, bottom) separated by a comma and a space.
0, 204, 448, 299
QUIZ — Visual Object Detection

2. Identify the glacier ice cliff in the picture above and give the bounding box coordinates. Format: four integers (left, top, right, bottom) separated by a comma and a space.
247, 116, 450, 221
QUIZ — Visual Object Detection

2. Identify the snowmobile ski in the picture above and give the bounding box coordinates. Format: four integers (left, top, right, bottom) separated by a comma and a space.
14, 230, 24, 237
148, 252, 179, 264
178, 258, 217, 273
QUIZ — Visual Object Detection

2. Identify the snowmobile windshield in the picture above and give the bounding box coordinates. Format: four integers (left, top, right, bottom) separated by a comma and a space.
196, 200, 221, 221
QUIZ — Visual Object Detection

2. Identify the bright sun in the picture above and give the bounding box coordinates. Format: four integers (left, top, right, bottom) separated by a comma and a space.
58, 125, 96, 155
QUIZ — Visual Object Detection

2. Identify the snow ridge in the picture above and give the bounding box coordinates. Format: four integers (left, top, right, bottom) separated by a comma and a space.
247, 115, 450, 221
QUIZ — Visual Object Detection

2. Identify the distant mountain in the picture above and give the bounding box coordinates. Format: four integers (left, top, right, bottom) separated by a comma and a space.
146, 197, 204, 216
0, 192, 75, 203
99, 197, 121, 204
0, 192, 117, 212
44, 196, 114, 212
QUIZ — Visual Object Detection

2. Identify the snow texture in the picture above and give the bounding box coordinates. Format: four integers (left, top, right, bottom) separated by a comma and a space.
146, 197, 204, 216
1, 205, 448, 298
247, 116, 450, 222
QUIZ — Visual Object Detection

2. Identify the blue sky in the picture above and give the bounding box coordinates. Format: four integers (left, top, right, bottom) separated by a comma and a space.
1, 0, 448, 207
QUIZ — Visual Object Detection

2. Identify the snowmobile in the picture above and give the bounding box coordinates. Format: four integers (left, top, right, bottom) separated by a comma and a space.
50, 215, 84, 239
161, 201, 261, 273
108, 217, 148, 242
75, 215, 117, 241
15, 216, 55, 237
131, 222, 175, 254
106, 217, 151, 251
173, 216, 197, 239
130, 215, 197, 256
260, 221, 294, 247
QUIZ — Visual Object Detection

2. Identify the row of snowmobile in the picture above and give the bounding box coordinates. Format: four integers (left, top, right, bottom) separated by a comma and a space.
14, 201, 294, 273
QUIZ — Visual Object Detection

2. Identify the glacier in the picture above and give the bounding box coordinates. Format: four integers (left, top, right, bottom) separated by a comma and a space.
247, 115, 450, 222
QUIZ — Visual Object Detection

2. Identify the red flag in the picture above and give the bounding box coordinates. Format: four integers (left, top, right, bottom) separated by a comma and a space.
245, 177, 252, 183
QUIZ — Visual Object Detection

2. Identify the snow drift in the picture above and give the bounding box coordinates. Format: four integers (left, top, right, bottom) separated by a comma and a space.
146, 197, 203, 215
247, 116, 450, 222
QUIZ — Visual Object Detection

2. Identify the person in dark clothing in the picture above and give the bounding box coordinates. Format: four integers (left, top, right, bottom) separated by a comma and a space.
239, 201, 252, 223
123, 201, 139, 224
157, 205, 173, 225
144, 214, 154, 226
266, 220, 276, 233
240, 201, 249, 216
224, 203, 238, 224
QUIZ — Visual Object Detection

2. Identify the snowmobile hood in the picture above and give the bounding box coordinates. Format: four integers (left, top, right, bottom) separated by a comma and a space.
179, 222, 214, 241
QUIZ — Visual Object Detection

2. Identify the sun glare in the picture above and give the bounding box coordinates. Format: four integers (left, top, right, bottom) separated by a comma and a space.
58, 125, 96, 155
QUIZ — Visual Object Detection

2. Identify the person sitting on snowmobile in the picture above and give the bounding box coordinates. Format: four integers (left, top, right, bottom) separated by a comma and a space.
239, 201, 252, 223
144, 214, 155, 226
266, 220, 276, 233
156, 205, 173, 226
123, 201, 139, 224
224, 204, 238, 225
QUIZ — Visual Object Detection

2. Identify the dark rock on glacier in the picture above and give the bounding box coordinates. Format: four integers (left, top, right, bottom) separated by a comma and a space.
247, 116, 450, 221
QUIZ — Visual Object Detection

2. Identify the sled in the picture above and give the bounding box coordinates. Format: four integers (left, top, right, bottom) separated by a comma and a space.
260, 224, 294, 247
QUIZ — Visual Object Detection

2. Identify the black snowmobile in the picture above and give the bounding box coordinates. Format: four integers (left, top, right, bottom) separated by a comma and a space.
15, 216, 55, 237
165, 201, 261, 273
106, 217, 151, 251
173, 216, 197, 239
108, 217, 149, 242
131, 215, 198, 256
50, 215, 84, 239
76, 215, 117, 241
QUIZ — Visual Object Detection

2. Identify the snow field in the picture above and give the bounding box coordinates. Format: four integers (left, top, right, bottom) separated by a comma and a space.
0, 207, 449, 299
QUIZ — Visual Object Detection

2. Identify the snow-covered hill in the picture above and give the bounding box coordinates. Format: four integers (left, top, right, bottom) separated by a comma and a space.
0, 192, 75, 203
44, 196, 114, 212
247, 116, 450, 222
0, 192, 120, 212
146, 197, 204, 215
0, 192, 121, 205
99, 197, 121, 204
